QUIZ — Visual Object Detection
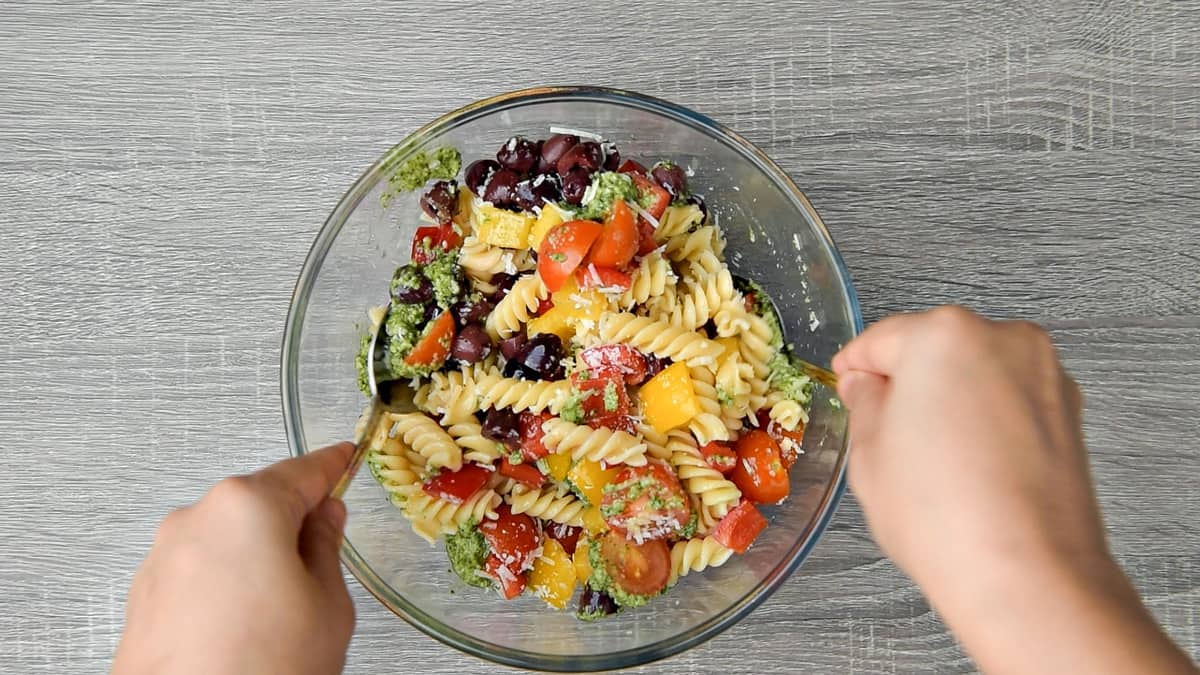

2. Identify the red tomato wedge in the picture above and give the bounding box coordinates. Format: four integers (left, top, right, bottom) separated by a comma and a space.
517, 411, 553, 462
545, 522, 582, 556
755, 410, 805, 470
411, 223, 462, 264
499, 456, 545, 488
403, 311, 455, 367
597, 532, 670, 597
636, 217, 659, 255
484, 554, 527, 599
537, 220, 604, 292
579, 344, 648, 385
617, 159, 647, 175
589, 199, 639, 268
600, 461, 691, 542
711, 500, 768, 554
631, 173, 670, 219
699, 441, 738, 475
569, 371, 631, 429
479, 504, 541, 572
575, 265, 632, 292
729, 430, 790, 504
421, 463, 490, 504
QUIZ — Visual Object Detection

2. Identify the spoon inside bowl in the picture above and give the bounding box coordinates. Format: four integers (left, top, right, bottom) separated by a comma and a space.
331, 303, 416, 498
731, 274, 838, 390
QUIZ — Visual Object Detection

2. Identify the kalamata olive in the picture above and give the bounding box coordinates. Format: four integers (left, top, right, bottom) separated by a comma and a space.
390, 265, 434, 304
578, 587, 619, 618
556, 141, 603, 177
420, 180, 459, 224
487, 272, 519, 301
651, 162, 689, 198
450, 299, 493, 328
507, 333, 565, 381
539, 133, 579, 173
496, 136, 539, 174
482, 168, 520, 208
499, 334, 527, 361
482, 408, 522, 448
465, 159, 499, 194
643, 354, 671, 379
423, 301, 440, 323
685, 194, 708, 221
513, 173, 561, 211
560, 167, 591, 205
602, 142, 621, 172
451, 323, 492, 364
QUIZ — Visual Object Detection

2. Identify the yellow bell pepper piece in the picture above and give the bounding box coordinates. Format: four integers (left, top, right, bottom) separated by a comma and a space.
528, 538, 577, 609
573, 536, 594, 582
528, 204, 565, 250
581, 506, 609, 536
542, 450, 572, 482
567, 459, 618, 506
476, 204, 535, 248
639, 361, 701, 433
527, 277, 607, 342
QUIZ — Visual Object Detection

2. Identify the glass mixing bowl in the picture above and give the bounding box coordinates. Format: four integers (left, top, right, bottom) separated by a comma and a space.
281, 87, 862, 671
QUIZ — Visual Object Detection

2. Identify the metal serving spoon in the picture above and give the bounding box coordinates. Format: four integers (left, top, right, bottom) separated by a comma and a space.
330, 304, 415, 498
731, 274, 838, 390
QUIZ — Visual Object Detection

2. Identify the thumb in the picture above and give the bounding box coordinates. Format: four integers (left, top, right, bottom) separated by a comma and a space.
299, 498, 349, 593
838, 370, 889, 448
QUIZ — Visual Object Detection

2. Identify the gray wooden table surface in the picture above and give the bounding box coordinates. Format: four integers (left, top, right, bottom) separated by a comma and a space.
2, 1, 1198, 673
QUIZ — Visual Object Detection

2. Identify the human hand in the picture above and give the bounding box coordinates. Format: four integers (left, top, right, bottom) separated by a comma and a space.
113, 443, 356, 675
833, 307, 1196, 674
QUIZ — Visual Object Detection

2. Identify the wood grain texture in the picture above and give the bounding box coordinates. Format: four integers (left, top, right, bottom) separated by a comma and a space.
1, 0, 1198, 673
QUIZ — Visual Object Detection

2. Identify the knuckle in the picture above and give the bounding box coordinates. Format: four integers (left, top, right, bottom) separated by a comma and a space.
207, 475, 263, 509
928, 305, 981, 334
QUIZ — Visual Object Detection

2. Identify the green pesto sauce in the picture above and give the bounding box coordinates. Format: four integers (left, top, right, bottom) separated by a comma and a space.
768, 352, 815, 405
742, 278, 785, 350
355, 333, 373, 395
383, 146, 462, 206
558, 391, 585, 424
445, 520, 491, 589
423, 250, 462, 309
385, 303, 436, 378
678, 510, 699, 539
587, 538, 655, 609
715, 386, 735, 407
575, 171, 644, 221
602, 381, 619, 412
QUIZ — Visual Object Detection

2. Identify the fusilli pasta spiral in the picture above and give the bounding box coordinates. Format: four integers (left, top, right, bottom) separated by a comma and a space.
619, 251, 676, 309
403, 488, 502, 544
505, 484, 586, 526
541, 418, 648, 467
668, 536, 734, 586
666, 429, 740, 515
654, 203, 704, 240
486, 274, 548, 340
446, 421, 504, 465
596, 313, 724, 367
389, 412, 463, 472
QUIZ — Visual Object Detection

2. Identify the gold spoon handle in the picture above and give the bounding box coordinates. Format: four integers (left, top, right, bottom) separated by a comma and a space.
331, 396, 384, 499
796, 359, 838, 390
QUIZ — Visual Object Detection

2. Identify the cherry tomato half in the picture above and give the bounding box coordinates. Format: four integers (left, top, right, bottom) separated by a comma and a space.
537, 220, 604, 292
600, 461, 691, 542
403, 311, 455, 367
421, 463, 490, 504
728, 430, 790, 504
711, 500, 768, 554
589, 199, 639, 269
579, 344, 648, 385
597, 531, 670, 597
699, 441, 738, 475
479, 504, 541, 572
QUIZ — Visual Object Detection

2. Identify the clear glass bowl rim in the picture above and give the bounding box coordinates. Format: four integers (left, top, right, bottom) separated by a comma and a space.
280, 85, 862, 672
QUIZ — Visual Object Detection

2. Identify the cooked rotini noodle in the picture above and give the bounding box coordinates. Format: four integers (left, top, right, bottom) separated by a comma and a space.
654, 203, 704, 240
446, 421, 504, 465
715, 350, 753, 417
688, 366, 736, 439
389, 412, 463, 472
505, 484, 585, 526
618, 251, 676, 309
669, 536, 734, 586
458, 235, 534, 287
688, 492, 721, 536
665, 226, 726, 279
766, 392, 808, 431
541, 418, 648, 467
666, 429, 740, 515
636, 421, 672, 462
471, 368, 572, 414
403, 488, 502, 544
596, 313, 724, 367
486, 274, 548, 339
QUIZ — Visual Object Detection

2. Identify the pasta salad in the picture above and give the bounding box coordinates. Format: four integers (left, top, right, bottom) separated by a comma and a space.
356, 131, 815, 619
